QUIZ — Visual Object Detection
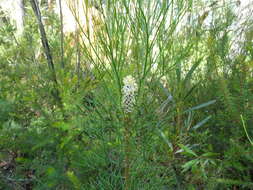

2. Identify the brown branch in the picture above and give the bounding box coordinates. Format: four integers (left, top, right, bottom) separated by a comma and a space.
30, 0, 57, 81
30, 0, 64, 109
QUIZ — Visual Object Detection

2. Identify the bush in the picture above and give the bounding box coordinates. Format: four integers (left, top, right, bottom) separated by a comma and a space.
0, 0, 253, 189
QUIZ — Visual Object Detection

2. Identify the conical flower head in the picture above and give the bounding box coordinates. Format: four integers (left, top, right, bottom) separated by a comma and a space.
122, 75, 137, 113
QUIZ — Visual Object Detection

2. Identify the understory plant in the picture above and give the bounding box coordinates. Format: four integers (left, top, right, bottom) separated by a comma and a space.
0, 0, 253, 189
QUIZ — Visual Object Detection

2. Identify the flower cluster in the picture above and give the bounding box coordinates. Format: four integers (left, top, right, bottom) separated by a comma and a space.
122, 75, 138, 113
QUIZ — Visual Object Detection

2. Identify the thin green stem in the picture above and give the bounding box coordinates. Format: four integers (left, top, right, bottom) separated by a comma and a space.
124, 115, 131, 190
241, 115, 253, 146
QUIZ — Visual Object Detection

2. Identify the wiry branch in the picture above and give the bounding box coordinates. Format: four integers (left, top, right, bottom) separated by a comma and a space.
59, 0, 65, 68
30, 0, 64, 109
30, 0, 57, 83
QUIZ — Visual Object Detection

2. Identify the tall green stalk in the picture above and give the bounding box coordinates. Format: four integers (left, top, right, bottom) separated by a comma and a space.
124, 115, 131, 190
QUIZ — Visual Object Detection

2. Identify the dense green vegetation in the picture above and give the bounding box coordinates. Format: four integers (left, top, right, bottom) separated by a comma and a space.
0, 0, 253, 189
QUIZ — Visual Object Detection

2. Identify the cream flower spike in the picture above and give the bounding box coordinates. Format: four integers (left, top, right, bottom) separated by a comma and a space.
122, 75, 138, 113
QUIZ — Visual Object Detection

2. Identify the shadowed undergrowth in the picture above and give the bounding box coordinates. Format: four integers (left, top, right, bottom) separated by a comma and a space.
0, 0, 253, 189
